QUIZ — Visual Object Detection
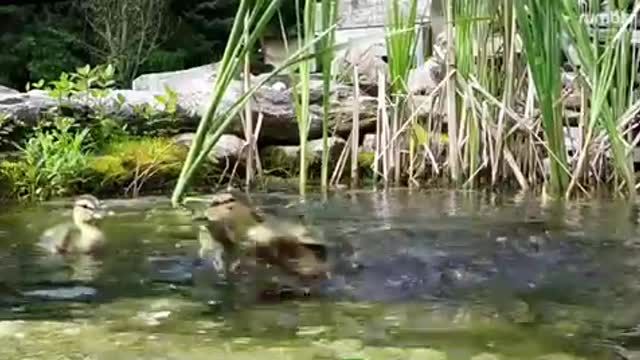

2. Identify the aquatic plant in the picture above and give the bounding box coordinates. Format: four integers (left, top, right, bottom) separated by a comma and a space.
318, 0, 340, 192
0, 117, 91, 200
384, 0, 418, 185
291, 0, 317, 196
170, 0, 342, 207
514, 0, 570, 196
559, 0, 638, 198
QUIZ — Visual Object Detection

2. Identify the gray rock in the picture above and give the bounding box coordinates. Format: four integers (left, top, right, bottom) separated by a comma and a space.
409, 57, 446, 95
132, 63, 220, 93
173, 132, 245, 165
0, 88, 200, 130
0, 90, 56, 126
0, 85, 18, 96
336, 42, 389, 90
21, 286, 97, 301
133, 66, 327, 145
362, 133, 376, 153
1, 62, 379, 146
261, 137, 347, 173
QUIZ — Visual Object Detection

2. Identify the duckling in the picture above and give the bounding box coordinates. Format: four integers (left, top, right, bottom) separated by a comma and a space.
190, 192, 330, 280
246, 218, 330, 279
38, 195, 107, 255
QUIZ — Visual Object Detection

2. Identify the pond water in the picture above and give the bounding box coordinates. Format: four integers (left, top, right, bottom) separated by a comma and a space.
0, 189, 638, 360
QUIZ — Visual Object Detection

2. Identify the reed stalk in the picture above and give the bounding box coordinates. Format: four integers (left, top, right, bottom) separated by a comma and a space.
318, 0, 339, 193
291, 0, 316, 197
559, 0, 638, 198
243, 10, 254, 189
351, 65, 360, 188
385, 0, 418, 186
171, 0, 342, 207
454, 0, 496, 187
444, 0, 459, 183
514, 0, 570, 197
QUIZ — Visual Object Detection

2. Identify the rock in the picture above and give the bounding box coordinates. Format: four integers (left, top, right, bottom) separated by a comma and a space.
0, 89, 200, 136
133, 66, 363, 146
0, 85, 18, 96
21, 286, 97, 301
362, 133, 376, 152
173, 133, 245, 165
363, 346, 408, 360
321, 339, 365, 358
409, 57, 446, 95
132, 63, 220, 93
471, 353, 502, 360
261, 137, 347, 174
408, 348, 448, 360
0, 90, 56, 126
337, 42, 389, 93
331, 96, 379, 137
1, 62, 379, 146
536, 353, 585, 360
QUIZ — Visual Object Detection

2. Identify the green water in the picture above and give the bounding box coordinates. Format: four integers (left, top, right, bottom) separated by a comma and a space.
0, 189, 638, 360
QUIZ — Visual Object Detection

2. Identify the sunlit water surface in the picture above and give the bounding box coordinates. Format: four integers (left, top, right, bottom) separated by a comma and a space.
0, 189, 639, 360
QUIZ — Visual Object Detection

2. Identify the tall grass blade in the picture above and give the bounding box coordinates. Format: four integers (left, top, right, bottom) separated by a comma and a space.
515, 0, 570, 196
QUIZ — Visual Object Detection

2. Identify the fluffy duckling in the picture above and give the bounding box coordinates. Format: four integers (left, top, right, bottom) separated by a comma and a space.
39, 195, 107, 255
191, 192, 330, 280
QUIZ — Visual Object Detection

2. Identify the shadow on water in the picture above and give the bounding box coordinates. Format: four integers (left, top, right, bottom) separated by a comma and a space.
0, 189, 638, 359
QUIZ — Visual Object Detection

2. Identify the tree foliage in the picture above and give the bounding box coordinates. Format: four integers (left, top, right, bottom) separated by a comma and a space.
0, 0, 300, 90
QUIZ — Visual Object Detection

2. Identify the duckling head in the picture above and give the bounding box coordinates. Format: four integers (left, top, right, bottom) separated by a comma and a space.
72, 195, 104, 226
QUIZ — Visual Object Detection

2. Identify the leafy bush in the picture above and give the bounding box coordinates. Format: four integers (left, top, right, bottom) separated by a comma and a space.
0, 117, 91, 200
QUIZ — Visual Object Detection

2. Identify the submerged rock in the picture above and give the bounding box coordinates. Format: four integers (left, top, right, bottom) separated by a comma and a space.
21, 286, 97, 301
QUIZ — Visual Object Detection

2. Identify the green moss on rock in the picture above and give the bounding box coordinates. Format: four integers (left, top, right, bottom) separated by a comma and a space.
87, 137, 187, 195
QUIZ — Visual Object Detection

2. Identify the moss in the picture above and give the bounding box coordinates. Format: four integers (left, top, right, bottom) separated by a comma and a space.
358, 151, 375, 169
89, 155, 127, 181
86, 137, 188, 195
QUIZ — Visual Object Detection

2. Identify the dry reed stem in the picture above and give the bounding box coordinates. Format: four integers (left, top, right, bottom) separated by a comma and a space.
351, 65, 360, 188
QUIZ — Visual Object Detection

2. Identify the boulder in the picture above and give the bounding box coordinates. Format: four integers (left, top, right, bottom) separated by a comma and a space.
261, 137, 347, 175
0, 85, 18, 96
0, 63, 381, 146
336, 42, 389, 94
173, 133, 245, 166
330, 96, 379, 138
131, 63, 220, 93
0, 89, 200, 129
132, 66, 370, 146
408, 57, 446, 95
361, 133, 376, 153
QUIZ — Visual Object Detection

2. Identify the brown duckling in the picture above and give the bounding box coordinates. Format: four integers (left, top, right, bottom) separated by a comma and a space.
38, 195, 107, 255
189, 192, 330, 280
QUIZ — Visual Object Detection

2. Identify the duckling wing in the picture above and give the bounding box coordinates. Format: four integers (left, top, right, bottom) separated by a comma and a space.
38, 222, 77, 254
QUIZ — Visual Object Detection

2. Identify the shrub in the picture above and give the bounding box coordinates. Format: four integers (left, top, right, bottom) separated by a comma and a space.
0, 117, 91, 200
